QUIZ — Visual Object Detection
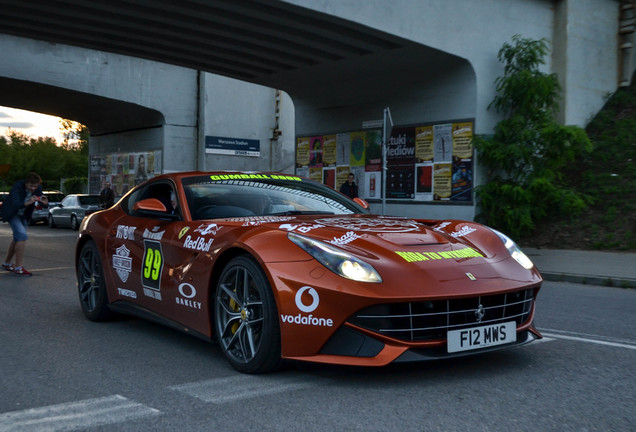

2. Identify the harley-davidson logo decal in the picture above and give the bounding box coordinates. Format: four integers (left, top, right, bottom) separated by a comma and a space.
113, 244, 132, 283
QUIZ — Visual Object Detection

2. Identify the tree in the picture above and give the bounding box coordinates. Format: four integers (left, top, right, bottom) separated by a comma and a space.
60, 119, 89, 155
0, 124, 88, 191
474, 35, 592, 238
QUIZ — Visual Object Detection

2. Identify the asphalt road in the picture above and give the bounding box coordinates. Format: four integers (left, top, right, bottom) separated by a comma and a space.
0, 223, 635, 432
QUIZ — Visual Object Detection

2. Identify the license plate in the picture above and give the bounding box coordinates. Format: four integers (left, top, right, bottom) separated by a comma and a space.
447, 321, 516, 353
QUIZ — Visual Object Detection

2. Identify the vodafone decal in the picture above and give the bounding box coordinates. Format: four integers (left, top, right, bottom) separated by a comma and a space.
280, 286, 333, 327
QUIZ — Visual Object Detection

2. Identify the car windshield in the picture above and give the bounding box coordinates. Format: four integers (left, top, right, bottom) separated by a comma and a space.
182, 174, 368, 220
79, 195, 101, 206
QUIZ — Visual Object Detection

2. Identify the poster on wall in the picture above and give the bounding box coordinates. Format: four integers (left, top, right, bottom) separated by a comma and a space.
365, 130, 382, 170
415, 163, 433, 201
295, 119, 473, 204
336, 133, 350, 165
309, 136, 323, 167
386, 165, 414, 199
364, 170, 381, 200
323, 135, 337, 166
308, 166, 322, 182
433, 163, 452, 200
415, 126, 434, 162
452, 122, 473, 159
89, 150, 161, 196
433, 124, 453, 163
296, 137, 310, 167
451, 159, 473, 201
349, 132, 366, 166
387, 127, 415, 166
323, 167, 336, 188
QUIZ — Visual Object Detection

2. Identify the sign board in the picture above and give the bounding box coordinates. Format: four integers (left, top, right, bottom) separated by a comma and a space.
205, 136, 260, 157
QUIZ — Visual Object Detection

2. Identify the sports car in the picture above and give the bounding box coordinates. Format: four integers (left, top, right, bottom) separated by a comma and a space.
76, 171, 542, 373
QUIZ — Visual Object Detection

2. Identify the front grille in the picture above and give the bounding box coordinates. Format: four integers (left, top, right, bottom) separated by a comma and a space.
348, 288, 536, 342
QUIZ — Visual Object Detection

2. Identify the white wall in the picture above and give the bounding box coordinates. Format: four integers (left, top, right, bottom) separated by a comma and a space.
202, 74, 296, 173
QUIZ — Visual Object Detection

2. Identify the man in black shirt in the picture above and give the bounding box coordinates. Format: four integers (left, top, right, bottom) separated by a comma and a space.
339, 172, 358, 199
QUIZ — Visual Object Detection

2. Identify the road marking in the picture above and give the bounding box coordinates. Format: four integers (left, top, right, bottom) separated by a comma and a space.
170, 373, 332, 404
0, 394, 160, 432
540, 329, 636, 350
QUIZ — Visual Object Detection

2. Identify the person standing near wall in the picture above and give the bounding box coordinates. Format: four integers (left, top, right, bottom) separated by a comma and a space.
339, 172, 358, 199
1, 172, 48, 277
100, 181, 115, 209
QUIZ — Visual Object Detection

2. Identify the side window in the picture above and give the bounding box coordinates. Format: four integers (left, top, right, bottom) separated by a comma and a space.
61, 196, 74, 206
124, 182, 179, 220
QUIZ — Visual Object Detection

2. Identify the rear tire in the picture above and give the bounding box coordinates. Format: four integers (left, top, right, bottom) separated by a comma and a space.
71, 214, 79, 230
77, 240, 114, 321
214, 255, 282, 373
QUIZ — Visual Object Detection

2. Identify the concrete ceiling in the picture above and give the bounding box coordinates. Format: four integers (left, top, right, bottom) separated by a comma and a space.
0, 0, 454, 108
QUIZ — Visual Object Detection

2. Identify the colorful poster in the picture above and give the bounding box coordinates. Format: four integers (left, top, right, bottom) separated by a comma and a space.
415, 163, 433, 201
452, 122, 473, 159
88, 150, 161, 195
433, 124, 453, 163
433, 163, 452, 200
415, 126, 434, 162
309, 136, 323, 167
349, 132, 366, 166
451, 160, 473, 201
295, 120, 473, 203
323, 135, 337, 166
296, 137, 310, 167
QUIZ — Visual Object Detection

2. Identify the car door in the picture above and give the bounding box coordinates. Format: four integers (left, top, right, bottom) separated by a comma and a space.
55, 195, 75, 226
105, 181, 189, 318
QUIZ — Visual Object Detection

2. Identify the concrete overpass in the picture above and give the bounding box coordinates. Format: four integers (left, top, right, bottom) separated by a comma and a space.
0, 0, 628, 219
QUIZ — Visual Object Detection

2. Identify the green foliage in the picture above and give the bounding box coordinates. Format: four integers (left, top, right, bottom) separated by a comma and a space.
0, 122, 88, 191
475, 35, 592, 238
63, 177, 87, 194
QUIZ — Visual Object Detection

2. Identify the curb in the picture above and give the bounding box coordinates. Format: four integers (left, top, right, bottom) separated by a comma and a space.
541, 272, 636, 289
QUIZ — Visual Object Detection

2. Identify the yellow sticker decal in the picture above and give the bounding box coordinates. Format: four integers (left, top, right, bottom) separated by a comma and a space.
395, 247, 483, 263
178, 226, 190, 239
209, 174, 302, 181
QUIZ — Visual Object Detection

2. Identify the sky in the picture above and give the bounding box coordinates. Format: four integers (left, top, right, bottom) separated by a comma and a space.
0, 106, 67, 143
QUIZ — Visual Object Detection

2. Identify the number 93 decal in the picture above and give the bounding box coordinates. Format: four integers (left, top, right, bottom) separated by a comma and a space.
142, 239, 164, 291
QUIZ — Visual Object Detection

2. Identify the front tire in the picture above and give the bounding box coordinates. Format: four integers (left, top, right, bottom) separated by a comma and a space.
71, 214, 79, 230
77, 240, 113, 321
48, 214, 56, 228
214, 255, 282, 373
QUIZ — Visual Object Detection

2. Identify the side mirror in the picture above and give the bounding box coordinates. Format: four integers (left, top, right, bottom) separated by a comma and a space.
133, 198, 180, 221
353, 197, 369, 209
133, 198, 167, 212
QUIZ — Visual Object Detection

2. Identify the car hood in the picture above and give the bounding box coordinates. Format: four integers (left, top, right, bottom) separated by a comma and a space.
242, 214, 540, 298
274, 215, 465, 245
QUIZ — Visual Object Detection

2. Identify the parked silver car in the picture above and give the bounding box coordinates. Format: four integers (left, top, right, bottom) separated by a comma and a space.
31, 191, 64, 225
48, 194, 101, 230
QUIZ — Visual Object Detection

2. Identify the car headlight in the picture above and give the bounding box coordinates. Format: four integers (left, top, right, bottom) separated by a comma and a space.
288, 232, 382, 283
491, 229, 534, 270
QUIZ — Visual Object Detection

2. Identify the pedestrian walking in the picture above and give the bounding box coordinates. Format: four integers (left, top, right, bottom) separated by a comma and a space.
1, 172, 48, 276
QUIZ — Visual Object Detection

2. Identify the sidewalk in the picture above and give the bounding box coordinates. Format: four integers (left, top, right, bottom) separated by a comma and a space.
523, 247, 636, 288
